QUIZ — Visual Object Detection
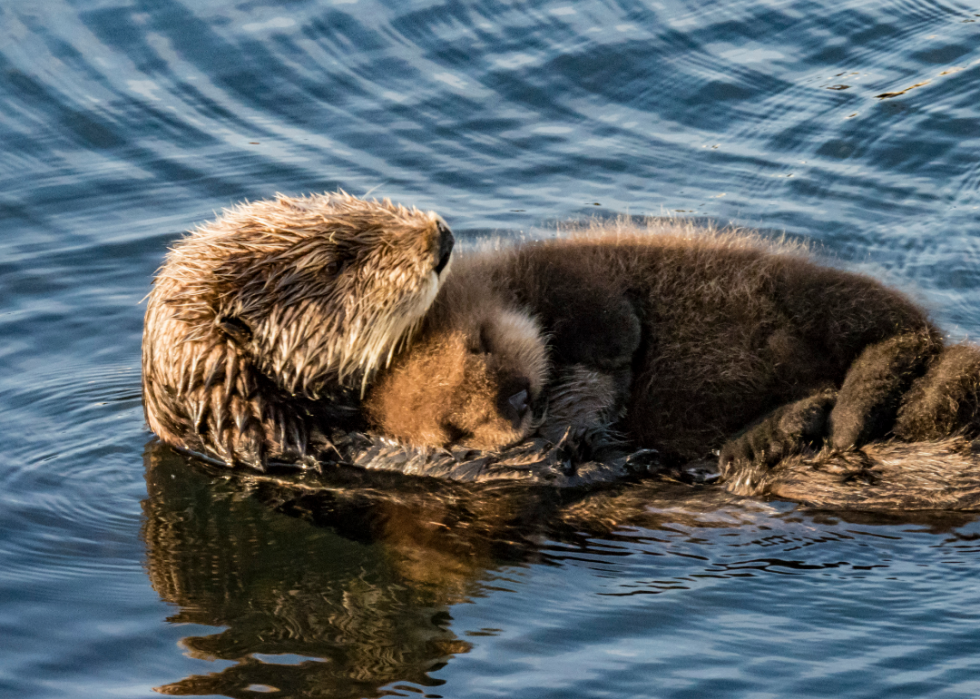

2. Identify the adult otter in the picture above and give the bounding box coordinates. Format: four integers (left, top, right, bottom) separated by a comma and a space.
364, 220, 980, 505
143, 192, 454, 469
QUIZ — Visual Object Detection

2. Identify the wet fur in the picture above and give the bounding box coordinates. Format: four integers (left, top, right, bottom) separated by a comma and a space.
719, 343, 980, 509
724, 437, 980, 511
143, 192, 453, 469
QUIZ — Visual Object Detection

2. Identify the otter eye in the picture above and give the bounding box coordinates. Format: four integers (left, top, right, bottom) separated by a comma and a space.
326, 247, 357, 276
217, 315, 253, 345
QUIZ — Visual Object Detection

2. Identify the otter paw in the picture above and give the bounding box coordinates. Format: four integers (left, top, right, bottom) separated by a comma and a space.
828, 331, 940, 449
719, 389, 836, 471
895, 343, 980, 441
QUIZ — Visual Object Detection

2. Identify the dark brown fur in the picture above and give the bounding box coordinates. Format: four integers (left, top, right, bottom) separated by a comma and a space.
367, 220, 945, 457
365, 221, 980, 509
142, 192, 454, 469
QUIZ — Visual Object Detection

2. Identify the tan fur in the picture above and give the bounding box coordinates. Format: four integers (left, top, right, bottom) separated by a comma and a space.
142, 191, 453, 468
724, 437, 980, 511
364, 258, 548, 450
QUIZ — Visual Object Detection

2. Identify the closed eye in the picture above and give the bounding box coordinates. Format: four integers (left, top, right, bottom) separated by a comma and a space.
468, 326, 492, 355
326, 247, 357, 276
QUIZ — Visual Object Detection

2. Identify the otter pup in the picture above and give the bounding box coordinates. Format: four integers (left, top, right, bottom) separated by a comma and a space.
365, 220, 980, 473
364, 238, 638, 450
361, 261, 550, 450
143, 192, 454, 469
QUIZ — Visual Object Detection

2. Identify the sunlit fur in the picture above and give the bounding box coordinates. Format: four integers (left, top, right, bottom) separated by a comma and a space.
143, 191, 452, 468
364, 258, 549, 451
723, 437, 980, 511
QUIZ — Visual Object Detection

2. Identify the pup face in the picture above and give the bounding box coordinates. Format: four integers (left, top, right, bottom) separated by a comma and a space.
365, 304, 549, 451
152, 192, 453, 399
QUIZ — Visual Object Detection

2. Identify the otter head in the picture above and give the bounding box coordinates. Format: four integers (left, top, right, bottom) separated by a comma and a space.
142, 192, 453, 467
364, 280, 549, 451
152, 192, 453, 399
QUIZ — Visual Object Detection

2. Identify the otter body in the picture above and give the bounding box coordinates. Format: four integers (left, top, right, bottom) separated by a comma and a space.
143, 192, 454, 469
366, 221, 980, 509
723, 437, 980, 511
368, 221, 938, 453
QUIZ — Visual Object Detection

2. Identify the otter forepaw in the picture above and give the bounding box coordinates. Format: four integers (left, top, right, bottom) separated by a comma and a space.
719, 389, 836, 473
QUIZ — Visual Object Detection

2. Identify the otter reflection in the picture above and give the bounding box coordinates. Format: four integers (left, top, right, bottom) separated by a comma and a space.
143, 441, 980, 697
144, 443, 471, 698
142, 441, 760, 697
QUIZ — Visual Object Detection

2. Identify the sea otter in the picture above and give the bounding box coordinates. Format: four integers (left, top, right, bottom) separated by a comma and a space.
364, 219, 980, 493
142, 192, 454, 469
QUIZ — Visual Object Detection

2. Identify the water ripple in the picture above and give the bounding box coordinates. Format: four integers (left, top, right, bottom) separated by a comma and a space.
3, 0, 980, 696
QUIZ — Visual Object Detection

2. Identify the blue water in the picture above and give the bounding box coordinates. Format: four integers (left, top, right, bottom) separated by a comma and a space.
2, 0, 980, 696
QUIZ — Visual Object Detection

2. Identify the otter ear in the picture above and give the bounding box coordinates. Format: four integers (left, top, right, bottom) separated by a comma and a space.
216, 315, 253, 346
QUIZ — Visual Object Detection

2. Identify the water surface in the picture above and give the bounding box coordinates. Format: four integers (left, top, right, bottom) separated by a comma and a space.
2, 0, 980, 696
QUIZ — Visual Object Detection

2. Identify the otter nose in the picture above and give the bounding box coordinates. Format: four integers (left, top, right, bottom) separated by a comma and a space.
434, 221, 454, 275
501, 381, 530, 430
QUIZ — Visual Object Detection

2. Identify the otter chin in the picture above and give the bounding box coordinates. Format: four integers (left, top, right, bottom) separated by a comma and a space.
142, 191, 454, 469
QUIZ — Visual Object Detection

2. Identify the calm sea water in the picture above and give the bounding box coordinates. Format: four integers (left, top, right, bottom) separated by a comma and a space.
2, 0, 980, 696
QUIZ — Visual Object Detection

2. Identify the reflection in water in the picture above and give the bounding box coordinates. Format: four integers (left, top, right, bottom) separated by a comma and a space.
143, 440, 980, 697
142, 440, 769, 696
143, 444, 471, 697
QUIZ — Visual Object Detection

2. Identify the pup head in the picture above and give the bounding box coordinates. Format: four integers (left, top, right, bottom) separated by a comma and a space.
365, 278, 549, 451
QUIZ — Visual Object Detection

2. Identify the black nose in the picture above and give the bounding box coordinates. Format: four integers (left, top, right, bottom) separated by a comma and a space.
500, 379, 531, 430
434, 221, 454, 275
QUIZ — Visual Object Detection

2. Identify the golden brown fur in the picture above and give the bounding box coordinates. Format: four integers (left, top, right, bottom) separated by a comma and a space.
364, 257, 548, 450
142, 192, 454, 469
